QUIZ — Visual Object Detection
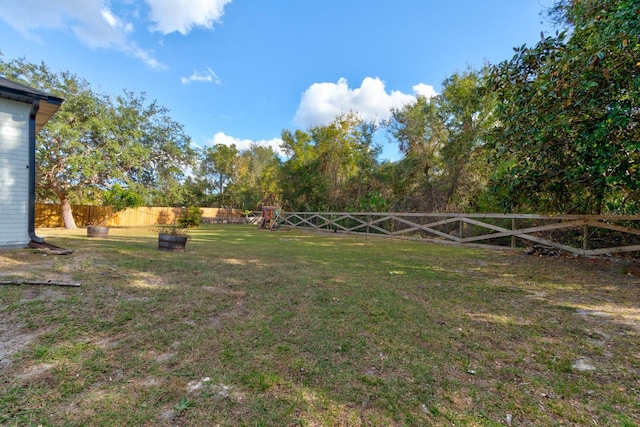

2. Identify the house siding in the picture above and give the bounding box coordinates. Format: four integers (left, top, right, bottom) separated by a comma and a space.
0, 98, 31, 248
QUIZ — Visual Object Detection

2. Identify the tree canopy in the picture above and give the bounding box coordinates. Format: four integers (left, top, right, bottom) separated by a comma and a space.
280, 113, 380, 211
0, 56, 194, 227
487, 0, 640, 214
387, 68, 495, 211
2, 0, 638, 221
199, 143, 239, 207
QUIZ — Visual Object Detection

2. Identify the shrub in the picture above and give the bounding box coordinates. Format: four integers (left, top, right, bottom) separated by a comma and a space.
92, 184, 143, 226
178, 206, 203, 228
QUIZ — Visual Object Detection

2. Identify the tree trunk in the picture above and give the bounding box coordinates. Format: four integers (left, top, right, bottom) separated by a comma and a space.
60, 196, 78, 229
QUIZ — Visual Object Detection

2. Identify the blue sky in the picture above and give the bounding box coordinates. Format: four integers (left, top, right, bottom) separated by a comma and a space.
0, 1, 553, 160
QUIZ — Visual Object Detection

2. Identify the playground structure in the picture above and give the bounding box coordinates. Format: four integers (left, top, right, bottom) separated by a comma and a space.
258, 205, 281, 230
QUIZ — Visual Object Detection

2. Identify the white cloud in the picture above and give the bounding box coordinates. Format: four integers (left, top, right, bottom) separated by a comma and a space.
0, 0, 163, 69
0, 0, 235, 68
208, 132, 286, 157
100, 8, 131, 33
293, 77, 437, 128
413, 83, 438, 99
181, 67, 222, 85
146, 0, 232, 35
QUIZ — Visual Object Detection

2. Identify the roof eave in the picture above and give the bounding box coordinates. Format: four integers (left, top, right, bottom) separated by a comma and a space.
0, 77, 64, 132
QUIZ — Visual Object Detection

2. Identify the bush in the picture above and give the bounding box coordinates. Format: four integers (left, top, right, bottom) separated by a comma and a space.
178, 206, 203, 228
93, 184, 144, 226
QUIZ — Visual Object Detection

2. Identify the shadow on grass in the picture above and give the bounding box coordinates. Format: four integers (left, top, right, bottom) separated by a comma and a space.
0, 225, 638, 425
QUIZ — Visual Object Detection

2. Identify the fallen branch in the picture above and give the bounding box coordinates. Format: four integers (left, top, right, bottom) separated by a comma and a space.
0, 280, 81, 287
39, 247, 75, 255
27, 240, 74, 255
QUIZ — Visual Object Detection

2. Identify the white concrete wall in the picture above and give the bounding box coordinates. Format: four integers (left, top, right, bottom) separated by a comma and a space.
0, 98, 31, 248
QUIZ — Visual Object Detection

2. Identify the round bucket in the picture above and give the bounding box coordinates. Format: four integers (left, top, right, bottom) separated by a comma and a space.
158, 233, 188, 252
87, 226, 109, 238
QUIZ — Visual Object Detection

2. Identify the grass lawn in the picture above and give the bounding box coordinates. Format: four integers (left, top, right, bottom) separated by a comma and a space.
1, 225, 639, 426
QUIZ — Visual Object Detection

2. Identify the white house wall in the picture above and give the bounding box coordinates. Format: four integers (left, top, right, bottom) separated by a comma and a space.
0, 98, 31, 248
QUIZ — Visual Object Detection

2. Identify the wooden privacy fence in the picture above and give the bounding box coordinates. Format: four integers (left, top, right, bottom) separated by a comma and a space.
36, 204, 243, 228
280, 212, 640, 257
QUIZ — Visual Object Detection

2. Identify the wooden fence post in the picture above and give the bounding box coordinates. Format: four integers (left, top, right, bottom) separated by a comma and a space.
583, 224, 589, 251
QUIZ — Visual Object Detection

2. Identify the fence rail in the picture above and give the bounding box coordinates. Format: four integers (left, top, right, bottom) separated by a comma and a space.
279, 212, 640, 257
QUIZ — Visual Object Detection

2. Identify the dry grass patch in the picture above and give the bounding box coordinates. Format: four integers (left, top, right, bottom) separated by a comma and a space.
0, 225, 638, 426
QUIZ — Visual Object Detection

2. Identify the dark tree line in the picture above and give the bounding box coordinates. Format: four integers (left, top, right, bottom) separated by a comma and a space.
1, 0, 637, 228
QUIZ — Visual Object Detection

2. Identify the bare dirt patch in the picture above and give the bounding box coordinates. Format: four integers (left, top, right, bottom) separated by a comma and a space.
0, 285, 69, 368
0, 315, 42, 369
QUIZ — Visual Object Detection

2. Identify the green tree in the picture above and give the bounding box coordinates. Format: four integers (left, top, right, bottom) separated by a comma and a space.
199, 144, 239, 207
387, 68, 493, 211
387, 94, 445, 210
280, 129, 326, 211
181, 176, 210, 207
280, 113, 380, 211
2, 59, 116, 228
438, 69, 495, 210
0, 56, 195, 227
487, 0, 640, 213
113, 91, 195, 206
231, 144, 282, 209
